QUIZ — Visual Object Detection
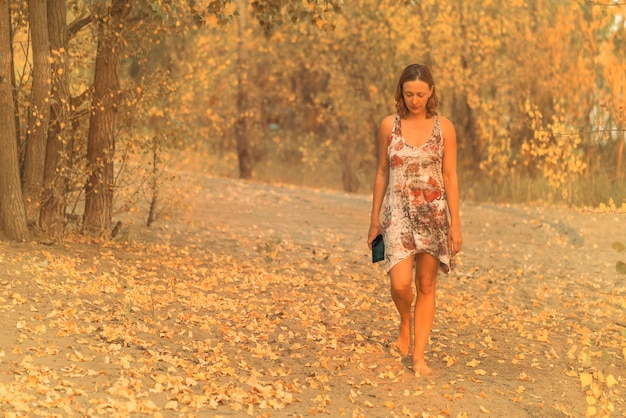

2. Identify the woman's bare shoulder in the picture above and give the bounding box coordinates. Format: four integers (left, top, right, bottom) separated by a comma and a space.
437, 114, 456, 134
436, 114, 452, 125
380, 114, 396, 131
378, 114, 397, 140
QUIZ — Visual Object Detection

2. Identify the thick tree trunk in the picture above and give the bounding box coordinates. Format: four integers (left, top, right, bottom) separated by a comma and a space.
463, 98, 480, 169
454, 0, 481, 175
40, 0, 70, 238
235, 0, 252, 179
617, 131, 624, 181
83, 0, 129, 234
0, 0, 29, 241
9, 9, 20, 161
22, 0, 51, 224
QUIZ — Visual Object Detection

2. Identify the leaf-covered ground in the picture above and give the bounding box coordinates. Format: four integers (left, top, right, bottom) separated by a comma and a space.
0, 174, 625, 417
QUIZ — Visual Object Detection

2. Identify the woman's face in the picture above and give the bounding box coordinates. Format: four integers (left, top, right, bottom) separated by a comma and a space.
402, 79, 433, 116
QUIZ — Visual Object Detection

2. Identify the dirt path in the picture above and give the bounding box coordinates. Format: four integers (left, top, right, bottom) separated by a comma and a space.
0, 174, 624, 417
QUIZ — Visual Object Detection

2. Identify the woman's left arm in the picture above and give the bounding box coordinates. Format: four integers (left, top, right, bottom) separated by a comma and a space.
440, 116, 462, 256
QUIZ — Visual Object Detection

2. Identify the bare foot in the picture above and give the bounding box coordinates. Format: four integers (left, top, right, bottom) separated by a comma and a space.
412, 360, 432, 376
397, 321, 410, 356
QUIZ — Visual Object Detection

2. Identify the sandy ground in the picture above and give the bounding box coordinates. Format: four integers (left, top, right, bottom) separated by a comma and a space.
0, 173, 625, 417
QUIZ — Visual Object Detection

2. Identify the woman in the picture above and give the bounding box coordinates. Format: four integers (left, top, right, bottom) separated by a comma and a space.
368, 64, 462, 375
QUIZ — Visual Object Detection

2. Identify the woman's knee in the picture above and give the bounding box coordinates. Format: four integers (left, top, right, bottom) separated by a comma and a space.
415, 275, 437, 296
414, 253, 438, 295
391, 284, 412, 298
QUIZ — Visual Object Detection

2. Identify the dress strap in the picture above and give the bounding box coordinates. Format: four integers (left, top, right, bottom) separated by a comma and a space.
433, 114, 442, 139
393, 114, 401, 132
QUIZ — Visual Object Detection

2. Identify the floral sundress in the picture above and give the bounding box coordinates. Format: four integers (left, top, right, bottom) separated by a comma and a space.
382, 114, 454, 273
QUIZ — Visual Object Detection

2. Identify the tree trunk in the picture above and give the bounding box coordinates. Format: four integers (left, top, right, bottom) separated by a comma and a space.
9, 7, 21, 162
0, 0, 29, 241
339, 119, 358, 193
416, 1, 436, 68
40, 0, 70, 238
235, 0, 252, 178
340, 152, 358, 193
146, 136, 159, 227
463, 98, 480, 170
83, 0, 129, 234
617, 131, 624, 181
455, 0, 481, 175
22, 0, 51, 224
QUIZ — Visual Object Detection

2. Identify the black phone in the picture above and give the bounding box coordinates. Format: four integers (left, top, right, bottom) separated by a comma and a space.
372, 234, 384, 263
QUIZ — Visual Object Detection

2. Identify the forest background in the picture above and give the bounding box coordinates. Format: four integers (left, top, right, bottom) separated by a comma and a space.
0, 0, 625, 241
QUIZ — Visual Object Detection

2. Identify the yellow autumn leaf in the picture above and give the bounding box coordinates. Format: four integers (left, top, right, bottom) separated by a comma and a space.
383, 401, 395, 409
140, 399, 158, 412
606, 374, 617, 388
230, 402, 243, 411
591, 383, 602, 399
586, 405, 597, 416
164, 400, 178, 410
566, 345, 577, 359
119, 356, 130, 369
536, 330, 549, 342
580, 372, 593, 388
580, 350, 593, 367
466, 359, 480, 368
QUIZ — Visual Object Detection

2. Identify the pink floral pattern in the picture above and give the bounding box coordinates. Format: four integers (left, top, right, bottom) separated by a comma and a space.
382, 114, 454, 273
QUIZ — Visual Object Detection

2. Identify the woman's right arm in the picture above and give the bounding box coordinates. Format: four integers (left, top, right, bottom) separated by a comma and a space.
368, 115, 394, 248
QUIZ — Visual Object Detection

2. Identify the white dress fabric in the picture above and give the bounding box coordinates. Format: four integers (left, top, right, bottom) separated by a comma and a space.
382, 114, 454, 273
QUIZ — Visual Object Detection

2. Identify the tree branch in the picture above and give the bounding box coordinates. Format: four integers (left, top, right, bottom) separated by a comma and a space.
587, 0, 626, 5
71, 86, 93, 110
68, 15, 93, 40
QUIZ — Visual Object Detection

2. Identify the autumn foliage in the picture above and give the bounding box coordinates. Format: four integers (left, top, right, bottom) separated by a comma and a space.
1, 1, 625, 242
192, 0, 626, 208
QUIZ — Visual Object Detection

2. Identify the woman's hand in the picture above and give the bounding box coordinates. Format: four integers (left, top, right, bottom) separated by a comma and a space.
448, 224, 462, 257
368, 223, 382, 250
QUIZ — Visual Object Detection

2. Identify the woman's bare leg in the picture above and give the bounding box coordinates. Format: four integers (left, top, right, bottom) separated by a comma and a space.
412, 253, 439, 374
388, 257, 414, 356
